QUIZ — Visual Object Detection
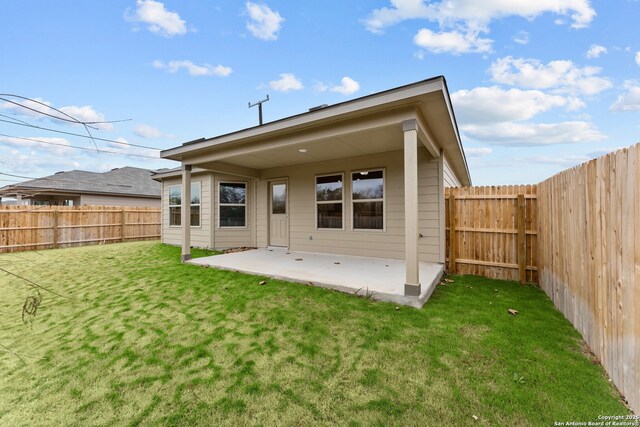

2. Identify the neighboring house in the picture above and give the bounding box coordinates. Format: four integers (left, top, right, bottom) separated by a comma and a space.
0, 167, 161, 207
155, 77, 470, 297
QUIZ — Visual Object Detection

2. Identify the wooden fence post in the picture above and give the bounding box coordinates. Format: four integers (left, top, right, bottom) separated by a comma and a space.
448, 194, 457, 274
52, 209, 59, 249
517, 194, 526, 283
121, 210, 126, 243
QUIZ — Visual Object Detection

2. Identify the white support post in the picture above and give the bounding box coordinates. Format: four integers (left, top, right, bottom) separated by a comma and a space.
403, 119, 421, 296
181, 164, 192, 262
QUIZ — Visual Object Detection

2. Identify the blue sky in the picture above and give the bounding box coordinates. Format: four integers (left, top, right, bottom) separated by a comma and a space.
1, 0, 638, 186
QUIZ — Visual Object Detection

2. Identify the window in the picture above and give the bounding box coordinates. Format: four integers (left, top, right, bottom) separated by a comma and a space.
219, 182, 246, 227
271, 183, 286, 214
168, 182, 201, 227
316, 174, 343, 229
352, 170, 384, 230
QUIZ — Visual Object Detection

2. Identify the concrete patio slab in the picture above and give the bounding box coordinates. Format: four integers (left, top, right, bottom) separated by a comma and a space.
188, 248, 444, 308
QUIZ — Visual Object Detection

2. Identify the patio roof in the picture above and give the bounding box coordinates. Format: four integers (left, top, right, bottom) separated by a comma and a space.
160, 76, 470, 186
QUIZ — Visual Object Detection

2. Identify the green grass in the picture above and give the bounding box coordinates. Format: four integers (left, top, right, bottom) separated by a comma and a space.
0, 242, 630, 425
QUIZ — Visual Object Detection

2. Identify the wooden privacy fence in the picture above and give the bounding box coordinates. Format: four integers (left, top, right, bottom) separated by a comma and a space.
0, 206, 161, 253
538, 143, 639, 413
445, 144, 639, 412
445, 185, 538, 283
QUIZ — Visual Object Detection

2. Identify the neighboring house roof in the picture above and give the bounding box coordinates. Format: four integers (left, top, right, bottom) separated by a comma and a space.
0, 167, 161, 198
160, 76, 471, 186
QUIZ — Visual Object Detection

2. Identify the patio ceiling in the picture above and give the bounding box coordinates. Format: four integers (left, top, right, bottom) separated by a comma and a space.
196, 119, 406, 171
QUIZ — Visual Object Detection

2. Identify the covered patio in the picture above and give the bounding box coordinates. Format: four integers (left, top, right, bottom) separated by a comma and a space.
157, 77, 471, 306
188, 249, 444, 308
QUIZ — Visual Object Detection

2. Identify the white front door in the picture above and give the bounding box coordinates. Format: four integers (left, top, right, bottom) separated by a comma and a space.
269, 181, 288, 247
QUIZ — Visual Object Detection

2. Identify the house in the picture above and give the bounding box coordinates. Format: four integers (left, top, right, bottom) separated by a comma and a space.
156, 77, 470, 299
0, 167, 161, 207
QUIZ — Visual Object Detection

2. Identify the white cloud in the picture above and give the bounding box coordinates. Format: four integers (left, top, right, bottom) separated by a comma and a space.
126, 0, 187, 37
610, 85, 640, 112
59, 105, 114, 131
246, 2, 284, 41
465, 147, 493, 157
526, 154, 591, 166
489, 56, 613, 96
212, 65, 233, 77
461, 121, 606, 146
0, 97, 53, 119
153, 60, 232, 77
4, 150, 83, 176
269, 73, 303, 92
0, 135, 73, 157
102, 137, 160, 158
363, 0, 595, 34
636, 51, 640, 66
313, 81, 329, 92
331, 77, 360, 95
587, 148, 624, 159
106, 137, 131, 150
133, 124, 164, 138
413, 27, 492, 54
451, 86, 576, 124
512, 31, 529, 45
316, 77, 361, 95
1, 97, 113, 130
586, 44, 607, 59
363, 0, 430, 34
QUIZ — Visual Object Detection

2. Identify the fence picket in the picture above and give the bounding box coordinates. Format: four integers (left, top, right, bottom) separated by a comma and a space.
0, 206, 160, 253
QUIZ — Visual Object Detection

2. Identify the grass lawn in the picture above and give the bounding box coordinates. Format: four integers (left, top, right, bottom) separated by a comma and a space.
0, 242, 630, 425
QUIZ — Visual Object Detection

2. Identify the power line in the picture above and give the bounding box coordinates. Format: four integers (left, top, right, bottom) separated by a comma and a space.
0, 119, 161, 150
0, 134, 160, 159
0, 113, 31, 126
0, 94, 132, 153
0, 96, 92, 127
0, 94, 131, 127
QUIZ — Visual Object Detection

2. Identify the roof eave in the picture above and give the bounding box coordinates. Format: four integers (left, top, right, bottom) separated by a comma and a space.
0, 187, 160, 199
160, 76, 447, 161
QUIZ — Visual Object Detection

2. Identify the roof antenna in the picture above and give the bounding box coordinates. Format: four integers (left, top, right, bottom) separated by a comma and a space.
248, 95, 269, 125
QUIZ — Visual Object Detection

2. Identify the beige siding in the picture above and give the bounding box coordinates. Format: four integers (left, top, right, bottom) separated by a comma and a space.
212, 174, 256, 249
418, 149, 442, 262
443, 153, 462, 188
161, 173, 211, 248
257, 148, 442, 262
79, 194, 160, 207
161, 149, 443, 261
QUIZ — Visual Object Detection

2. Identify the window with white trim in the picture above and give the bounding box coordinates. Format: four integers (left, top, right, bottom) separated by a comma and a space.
219, 182, 246, 227
168, 182, 201, 227
316, 174, 343, 229
351, 170, 384, 230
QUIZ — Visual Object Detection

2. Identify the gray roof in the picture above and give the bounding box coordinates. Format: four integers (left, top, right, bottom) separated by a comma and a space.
0, 167, 161, 198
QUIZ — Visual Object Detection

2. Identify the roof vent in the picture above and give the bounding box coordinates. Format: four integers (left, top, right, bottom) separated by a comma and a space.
308, 104, 329, 112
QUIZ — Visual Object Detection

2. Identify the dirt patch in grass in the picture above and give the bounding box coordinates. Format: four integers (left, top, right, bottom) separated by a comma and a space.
0, 242, 630, 425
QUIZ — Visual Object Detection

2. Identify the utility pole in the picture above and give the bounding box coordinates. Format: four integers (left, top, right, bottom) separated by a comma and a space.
249, 95, 269, 125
